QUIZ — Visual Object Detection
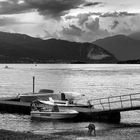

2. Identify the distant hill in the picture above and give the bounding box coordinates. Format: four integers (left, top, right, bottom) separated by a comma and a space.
94, 35, 140, 61
0, 31, 117, 63
129, 32, 140, 40
0, 31, 41, 45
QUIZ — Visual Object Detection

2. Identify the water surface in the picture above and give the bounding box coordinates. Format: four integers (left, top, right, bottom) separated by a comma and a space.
0, 64, 140, 139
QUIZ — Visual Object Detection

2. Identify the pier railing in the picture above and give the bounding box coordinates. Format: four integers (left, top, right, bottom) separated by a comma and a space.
88, 93, 140, 111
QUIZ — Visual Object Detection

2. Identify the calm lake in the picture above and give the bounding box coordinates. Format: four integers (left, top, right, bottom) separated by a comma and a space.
0, 64, 140, 139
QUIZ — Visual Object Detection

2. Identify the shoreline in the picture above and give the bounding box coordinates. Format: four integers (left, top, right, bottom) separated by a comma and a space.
1, 124, 140, 140
0, 129, 69, 140
0, 129, 90, 140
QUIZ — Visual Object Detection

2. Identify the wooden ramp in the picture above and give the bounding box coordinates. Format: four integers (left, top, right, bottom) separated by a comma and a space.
88, 93, 140, 113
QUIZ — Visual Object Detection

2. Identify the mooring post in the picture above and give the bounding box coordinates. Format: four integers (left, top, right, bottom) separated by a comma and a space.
33, 76, 35, 94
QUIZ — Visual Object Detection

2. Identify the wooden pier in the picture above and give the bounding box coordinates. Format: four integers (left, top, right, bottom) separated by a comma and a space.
89, 92, 140, 112
0, 98, 31, 115
0, 92, 140, 123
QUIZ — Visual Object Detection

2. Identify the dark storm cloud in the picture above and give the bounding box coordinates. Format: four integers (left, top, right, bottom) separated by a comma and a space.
83, 2, 103, 7
0, 0, 85, 18
26, 0, 85, 18
0, 0, 31, 15
101, 11, 138, 17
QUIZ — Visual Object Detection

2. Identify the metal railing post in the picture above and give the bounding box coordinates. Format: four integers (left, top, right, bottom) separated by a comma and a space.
120, 96, 123, 108
108, 97, 111, 110
100, 99, 104, 110
33, 76, 35, 94
130, 94, 133, 107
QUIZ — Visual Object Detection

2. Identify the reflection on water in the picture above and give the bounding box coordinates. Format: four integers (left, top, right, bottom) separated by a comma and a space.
1, 112, 140, 139
0, 113, 133, 134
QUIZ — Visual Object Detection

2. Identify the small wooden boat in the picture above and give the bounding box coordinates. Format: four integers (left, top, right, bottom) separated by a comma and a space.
30, 98, 93, 121
31, 109, 78, 120
31, 102, 78, 120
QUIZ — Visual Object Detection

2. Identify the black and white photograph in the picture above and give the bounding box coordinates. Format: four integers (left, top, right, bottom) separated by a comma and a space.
0, 0, 140, 139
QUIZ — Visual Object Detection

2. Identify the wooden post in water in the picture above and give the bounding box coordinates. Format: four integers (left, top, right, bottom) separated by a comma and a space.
33, 76, 35, 94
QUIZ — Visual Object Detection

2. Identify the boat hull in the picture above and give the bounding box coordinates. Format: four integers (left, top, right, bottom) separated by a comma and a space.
31, 110, 78, 120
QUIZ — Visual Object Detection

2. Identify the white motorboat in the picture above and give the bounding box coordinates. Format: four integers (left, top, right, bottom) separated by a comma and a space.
31, 109, 78, 120
30, 97, 92, 120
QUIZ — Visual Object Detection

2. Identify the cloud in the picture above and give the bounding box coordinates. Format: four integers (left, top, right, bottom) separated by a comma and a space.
44, 14, 110, 42
111, 15, 140, 35
101, 11, 138, 18
0, 0, 85, 18
0, 17, 18, 26
65, 11, 138, 20
100, 13, 140, 36
65, 12, 102, 26
85, 17, 100, 31
62, 24, 83, 36
0, 0, 31, 15
111, 20, 119, 30
27, 0, 85, 18
83, 2, 103, 7
0, 16, 35, 26
76, 13, 91, 25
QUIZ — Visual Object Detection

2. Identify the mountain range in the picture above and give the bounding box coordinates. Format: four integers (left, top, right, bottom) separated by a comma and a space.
0, 31, 117, 63
1, 31, 140, 63
94, 33, 140, 61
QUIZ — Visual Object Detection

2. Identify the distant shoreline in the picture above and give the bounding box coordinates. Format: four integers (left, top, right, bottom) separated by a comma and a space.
0, 59, 140, 64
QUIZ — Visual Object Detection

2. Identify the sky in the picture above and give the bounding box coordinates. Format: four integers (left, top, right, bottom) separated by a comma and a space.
0, 0, 140, 42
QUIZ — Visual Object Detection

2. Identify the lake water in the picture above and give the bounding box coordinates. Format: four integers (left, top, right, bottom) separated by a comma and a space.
0, 64, 140, 139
